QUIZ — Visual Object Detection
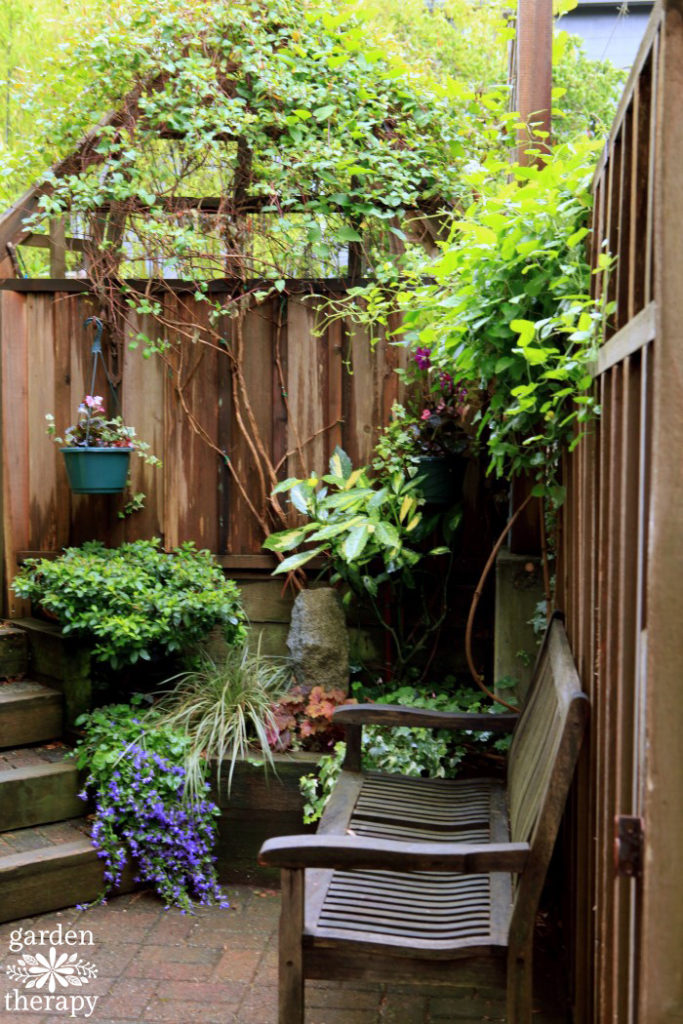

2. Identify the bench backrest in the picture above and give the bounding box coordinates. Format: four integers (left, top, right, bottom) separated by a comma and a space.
506, 615, 589, 945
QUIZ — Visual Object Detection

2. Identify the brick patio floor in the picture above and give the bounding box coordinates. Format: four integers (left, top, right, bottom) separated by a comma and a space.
0, 888, 569, 1023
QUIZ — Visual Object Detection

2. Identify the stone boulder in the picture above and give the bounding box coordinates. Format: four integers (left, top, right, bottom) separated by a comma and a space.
287, 587, 349, 693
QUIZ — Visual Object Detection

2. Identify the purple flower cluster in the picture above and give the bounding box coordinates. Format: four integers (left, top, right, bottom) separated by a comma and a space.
80, 743, 228, 913
413, 347, 432, 370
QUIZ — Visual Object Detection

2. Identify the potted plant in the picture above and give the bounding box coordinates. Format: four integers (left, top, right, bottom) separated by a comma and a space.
46, 395, 159, 494
379, 348, 483, 505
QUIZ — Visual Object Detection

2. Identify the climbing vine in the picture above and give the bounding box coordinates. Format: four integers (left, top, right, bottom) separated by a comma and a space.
21, 0, 515, 543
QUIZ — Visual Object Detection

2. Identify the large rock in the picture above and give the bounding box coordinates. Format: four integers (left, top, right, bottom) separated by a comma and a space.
287, 587, 349, 692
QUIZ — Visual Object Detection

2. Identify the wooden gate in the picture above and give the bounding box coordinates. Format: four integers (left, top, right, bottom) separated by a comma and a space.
561, 2, 683, 1019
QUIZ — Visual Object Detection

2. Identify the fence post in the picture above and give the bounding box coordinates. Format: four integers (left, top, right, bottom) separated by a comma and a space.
640, 2, 683, 1019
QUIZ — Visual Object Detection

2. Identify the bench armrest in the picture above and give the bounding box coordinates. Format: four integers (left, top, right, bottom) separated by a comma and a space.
259, 834, 529, 874
332, 704, 518, 732
332, 704, 518, 769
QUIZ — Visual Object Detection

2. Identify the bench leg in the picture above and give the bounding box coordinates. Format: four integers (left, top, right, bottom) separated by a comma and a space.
507, 942, 533, 1024
279, 868, 304, 1024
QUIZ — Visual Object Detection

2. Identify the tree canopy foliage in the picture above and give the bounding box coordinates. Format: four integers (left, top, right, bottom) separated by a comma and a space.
0, 0, 626, 212
0, 0, 625, 503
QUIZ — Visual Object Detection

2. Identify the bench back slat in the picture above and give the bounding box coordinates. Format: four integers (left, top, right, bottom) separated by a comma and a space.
508, 616, 585, 845
506, 616, 589, 947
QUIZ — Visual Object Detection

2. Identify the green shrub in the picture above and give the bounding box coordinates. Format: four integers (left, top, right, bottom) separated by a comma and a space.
12, 539, 246, 669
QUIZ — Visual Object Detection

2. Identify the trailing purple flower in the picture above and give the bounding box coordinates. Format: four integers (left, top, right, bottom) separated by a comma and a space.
73, 700, 228, 913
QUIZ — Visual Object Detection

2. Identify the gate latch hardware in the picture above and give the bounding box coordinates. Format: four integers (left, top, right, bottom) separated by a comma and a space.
614, 815, 644, 878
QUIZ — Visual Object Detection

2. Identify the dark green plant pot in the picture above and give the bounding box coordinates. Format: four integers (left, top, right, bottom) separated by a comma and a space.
415, 456, 463, 506
60, 447, 132, 494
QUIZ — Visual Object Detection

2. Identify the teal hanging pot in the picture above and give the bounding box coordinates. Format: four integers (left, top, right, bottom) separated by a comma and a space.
415, 456, 463, 506
60, 447, 132, 494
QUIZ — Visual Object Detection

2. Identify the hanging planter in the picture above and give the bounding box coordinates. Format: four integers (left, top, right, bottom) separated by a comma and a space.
45, 317, 160, 498
60, 447, 132, 494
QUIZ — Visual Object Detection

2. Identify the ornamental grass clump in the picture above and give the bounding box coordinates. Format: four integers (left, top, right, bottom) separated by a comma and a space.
74, 701, 227, 912
152, 640, 293, 798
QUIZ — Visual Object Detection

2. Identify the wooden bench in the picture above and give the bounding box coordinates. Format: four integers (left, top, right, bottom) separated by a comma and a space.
259, 615, 588, 1023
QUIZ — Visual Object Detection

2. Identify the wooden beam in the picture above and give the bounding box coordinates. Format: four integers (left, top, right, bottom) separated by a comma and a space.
0, 276, 370, 295
594, 301, 657, 376
18, 233, 86, 253
514, 0, 552, 164
48, 220, 66, 278
0, 189, 46, 254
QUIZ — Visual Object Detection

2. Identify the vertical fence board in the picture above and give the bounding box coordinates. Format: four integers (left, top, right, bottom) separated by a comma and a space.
0, 291, 30, 616
287, 297, 328, 479
26, 295, 58, 551
121, 312, 165, 542
163, 294, 221, 551
51, 296, 73, 550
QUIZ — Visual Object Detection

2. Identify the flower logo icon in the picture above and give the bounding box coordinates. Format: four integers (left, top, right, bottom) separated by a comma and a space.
6, 946, 97, 991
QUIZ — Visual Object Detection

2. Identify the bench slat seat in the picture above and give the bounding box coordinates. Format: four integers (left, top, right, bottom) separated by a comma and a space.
260, 615, 588, 1023
304, 771, 512, 956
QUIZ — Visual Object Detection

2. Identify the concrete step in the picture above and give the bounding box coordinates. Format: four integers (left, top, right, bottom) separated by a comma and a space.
0, 623, 28, 680
0, 745, 83, 831
0, 819, 136, 923
0, 680, 63, 748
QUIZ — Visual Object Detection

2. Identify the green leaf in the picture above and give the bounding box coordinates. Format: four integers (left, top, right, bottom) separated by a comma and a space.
290, 483, 313, 515
510, 319, 536, 347
262, 526, 314, 552
272, 477, 301, 495
309, 517, 364, 541
337, 225, 362, 243
272, 548, 325, 574
329, 447, 353, 479
342, 524, 371, 562
374, 521, 400, 548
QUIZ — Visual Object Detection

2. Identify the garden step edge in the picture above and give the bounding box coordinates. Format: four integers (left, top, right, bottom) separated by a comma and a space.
0, 760, 83, 831
0, 624, 28, 680
0, 821, 136, 923
0, 680, 63, 748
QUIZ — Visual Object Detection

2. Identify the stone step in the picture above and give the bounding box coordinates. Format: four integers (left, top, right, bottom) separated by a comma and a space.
0, 680, 63, 748
0, 746, 83, 831
0, 623, 28, 680
0, 819, 136, 923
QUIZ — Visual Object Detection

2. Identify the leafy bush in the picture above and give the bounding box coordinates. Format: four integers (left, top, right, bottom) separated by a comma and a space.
263, 446, 428, 593
151, 641, 293, 797
264, 446, 460, 678
300, 684, 511, 823
73, 699, 227, 912
399, 139, 612, 496
12, 539, 246, 669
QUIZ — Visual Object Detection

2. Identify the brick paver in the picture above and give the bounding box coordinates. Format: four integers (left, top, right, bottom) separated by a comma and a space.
0, 888, 568, 1023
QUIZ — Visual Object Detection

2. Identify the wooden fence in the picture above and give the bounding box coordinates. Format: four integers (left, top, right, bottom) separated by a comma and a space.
0, 282, 401, 616
560, 2, 683, 1019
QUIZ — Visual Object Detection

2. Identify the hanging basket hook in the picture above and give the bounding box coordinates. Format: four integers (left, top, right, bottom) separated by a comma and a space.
84, 316, 104, 356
